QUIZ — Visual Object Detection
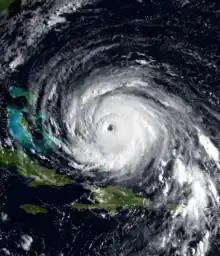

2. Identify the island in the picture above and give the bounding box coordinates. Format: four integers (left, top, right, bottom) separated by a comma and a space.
0, 147, 154, 215
7, 86, 60, 154
4, 86, 183, 216
0, 147, 184, 215
72, 185, 152, 215
0, 149, 72, 187
71, 186, 184, 215
7, 107, 33, 149
19, 204, 48, 215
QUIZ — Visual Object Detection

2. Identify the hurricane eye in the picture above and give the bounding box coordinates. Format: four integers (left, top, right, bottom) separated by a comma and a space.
106, 124, 115, 132
6, 1, 219, 255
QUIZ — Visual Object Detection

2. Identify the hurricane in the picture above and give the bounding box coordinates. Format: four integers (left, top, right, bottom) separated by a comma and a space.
1, 0, 220, 255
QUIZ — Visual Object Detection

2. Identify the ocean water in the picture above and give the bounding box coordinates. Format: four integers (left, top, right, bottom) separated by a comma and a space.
0, 0, 220, 255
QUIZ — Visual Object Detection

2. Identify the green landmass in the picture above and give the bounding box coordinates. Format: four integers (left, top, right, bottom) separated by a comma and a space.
72, 186, 185, 215
0, 148, 183, 216
0, 149, 72, 187
19, 204, 48, 215
0, 0, 15, 13
166, 203, 185, 212
72, 185, 152, 214
18, 115, 31, 136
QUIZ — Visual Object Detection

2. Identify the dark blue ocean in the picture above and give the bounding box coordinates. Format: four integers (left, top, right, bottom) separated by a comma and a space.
0, 0, 220, 255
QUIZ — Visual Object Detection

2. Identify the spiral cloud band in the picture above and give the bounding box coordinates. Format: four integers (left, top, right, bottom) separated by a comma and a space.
2, 0, 220, 255
63, 69, 188, 178
34, 57, 220, 254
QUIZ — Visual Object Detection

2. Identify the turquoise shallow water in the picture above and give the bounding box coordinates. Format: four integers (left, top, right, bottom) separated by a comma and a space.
1, 0, 220, 255
7, 86, 57, 153
7, 106, 52, 154
7, 107, 32, 148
